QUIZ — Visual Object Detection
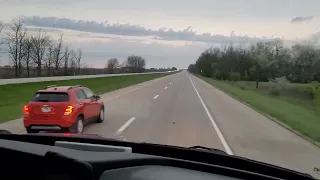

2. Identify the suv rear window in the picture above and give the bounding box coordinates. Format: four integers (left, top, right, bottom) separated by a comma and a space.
32, 92, 69, 102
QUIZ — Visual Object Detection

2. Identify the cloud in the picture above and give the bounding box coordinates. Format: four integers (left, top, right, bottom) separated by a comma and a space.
20, 16, 268, 44
290, 16, 314, 24
77, 41, 204, 68
0, 25, 207, 69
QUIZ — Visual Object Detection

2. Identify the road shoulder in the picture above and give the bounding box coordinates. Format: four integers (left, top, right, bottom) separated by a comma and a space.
189, 74, 320, 177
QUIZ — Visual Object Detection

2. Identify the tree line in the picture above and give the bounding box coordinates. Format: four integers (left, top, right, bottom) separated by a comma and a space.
105, 56, 177, 74
188, 39, 320, 88
105, 56, 146, 74
0, 18, 83, 78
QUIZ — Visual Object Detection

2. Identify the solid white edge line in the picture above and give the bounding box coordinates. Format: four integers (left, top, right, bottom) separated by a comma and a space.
154, 95, 160, 99
165, 87, 168, 89
187, 74, 234, 155
115, 117, 136, 135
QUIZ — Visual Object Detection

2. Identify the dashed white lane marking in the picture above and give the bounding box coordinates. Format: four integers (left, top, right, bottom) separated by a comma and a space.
170, 83, 172, 85
104, 81, 158, 102
104, 72, 180, 102
154, 95, 160, 99
165, 87, 168, 89
115, 117, 136, 135
187, 74, 234, 155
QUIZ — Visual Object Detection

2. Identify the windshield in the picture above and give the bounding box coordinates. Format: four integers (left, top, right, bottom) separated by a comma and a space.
0, 0, 320, 178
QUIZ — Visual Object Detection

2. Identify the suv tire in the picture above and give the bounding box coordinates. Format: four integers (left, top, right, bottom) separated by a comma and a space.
96, 106, 105, 123
68, 116, 84, 133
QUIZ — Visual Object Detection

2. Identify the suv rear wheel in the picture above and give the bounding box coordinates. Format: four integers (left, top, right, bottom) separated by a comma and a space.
96, 106, 105, 123
68, 116, 84, 133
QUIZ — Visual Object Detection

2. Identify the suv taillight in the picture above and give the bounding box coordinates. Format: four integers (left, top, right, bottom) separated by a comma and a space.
23, 105, 29, 115
64, 106, 74, 115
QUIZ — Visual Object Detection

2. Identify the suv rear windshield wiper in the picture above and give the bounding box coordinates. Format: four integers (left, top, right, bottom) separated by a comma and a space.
38, 100, 49, 102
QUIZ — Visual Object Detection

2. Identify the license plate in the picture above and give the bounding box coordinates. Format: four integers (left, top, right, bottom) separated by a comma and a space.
41, 107, 51, 113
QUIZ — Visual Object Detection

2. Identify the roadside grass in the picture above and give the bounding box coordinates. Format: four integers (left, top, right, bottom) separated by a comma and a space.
197, 75, 320, 143
0, 72, 176, 123
230, 81, 320, 111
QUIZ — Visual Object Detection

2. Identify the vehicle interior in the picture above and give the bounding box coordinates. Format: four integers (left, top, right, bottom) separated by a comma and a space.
0, 133, 315, 180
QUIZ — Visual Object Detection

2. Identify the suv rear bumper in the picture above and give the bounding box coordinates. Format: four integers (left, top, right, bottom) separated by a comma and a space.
27, 125, 63, 131
23, 115, 75, 129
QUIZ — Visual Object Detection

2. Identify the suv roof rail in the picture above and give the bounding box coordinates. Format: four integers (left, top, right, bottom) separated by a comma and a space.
67, 85, 83, 90
44, 85, 57, 89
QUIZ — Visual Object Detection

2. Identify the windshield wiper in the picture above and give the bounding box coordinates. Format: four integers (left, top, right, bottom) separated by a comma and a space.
0, 130, 12, 134
188, 146, 228, 155
139, 142, 228, 155
38, 100, 49, 102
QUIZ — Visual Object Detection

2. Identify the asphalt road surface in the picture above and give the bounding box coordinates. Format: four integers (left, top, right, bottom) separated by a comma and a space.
83, 71, 318, 177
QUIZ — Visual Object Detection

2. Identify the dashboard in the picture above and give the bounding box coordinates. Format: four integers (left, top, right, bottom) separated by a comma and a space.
0, 139, 240, 180
100, 166, 238, 180
0, 135, 314, 180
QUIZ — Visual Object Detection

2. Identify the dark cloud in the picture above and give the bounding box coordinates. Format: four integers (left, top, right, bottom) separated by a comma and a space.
290, 16, 314, 24
21, 16, 268, 44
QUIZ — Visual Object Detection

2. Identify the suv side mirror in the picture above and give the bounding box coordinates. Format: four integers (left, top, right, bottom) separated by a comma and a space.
95, 95, 101, 100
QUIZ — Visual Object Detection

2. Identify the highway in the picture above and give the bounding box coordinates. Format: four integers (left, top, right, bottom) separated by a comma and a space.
0, 70, 319, 177
83, 70, 320, 178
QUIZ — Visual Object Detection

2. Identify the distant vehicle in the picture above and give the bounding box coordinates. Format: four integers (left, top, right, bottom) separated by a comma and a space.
23, 85, 105, 133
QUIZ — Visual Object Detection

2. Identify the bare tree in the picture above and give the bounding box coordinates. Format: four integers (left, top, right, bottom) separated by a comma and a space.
6, 18, 27, 77
22, 36, 33, 77
137, 57, 146, 72
76, 48, 82, 75
107, 58, 119, 74
0, 22, 5, 67
69, 49, 77, 75
0, 22, 5, 56
30, 29, 50, 77
53, 34, 65, 75
44, 40, 54, 76
63, 45, 71, 75
126, 55, 146, 73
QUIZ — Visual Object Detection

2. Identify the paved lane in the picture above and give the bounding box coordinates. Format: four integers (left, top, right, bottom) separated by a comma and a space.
85, 70, 320, 178
84, 71, 224, 150
84, 72, 180, 138
118, 72, 224, 149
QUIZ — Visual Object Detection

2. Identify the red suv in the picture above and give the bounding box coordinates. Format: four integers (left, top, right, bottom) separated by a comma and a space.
23, 85, 105, 133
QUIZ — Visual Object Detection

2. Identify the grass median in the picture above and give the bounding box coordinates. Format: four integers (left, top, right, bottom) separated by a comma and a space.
0, 72, 177, 123
197, 75, 320, 144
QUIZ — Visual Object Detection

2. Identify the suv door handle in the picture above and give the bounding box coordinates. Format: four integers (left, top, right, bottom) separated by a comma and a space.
79, 103, 83, 106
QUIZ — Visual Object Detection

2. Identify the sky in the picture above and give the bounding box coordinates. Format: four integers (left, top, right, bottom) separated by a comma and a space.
1, 0, 320, 68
